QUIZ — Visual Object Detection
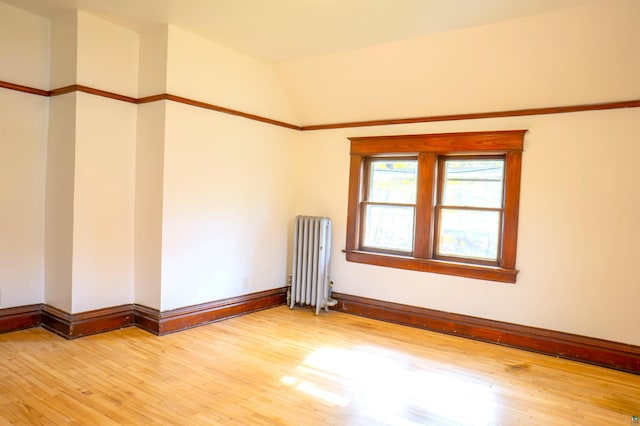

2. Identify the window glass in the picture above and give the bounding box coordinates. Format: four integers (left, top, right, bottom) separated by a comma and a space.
368, 160, 417, 204
442, 159, 504, 208
437, 209, 501, 261
363, 204, 415, 252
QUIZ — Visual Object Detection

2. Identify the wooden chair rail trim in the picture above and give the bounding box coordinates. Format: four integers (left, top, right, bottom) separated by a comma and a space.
139, 93, 302, 130
2, 80, 638, 131
0, 81, 49, 96
330, 292, 640, 375
303, 100, 640, 130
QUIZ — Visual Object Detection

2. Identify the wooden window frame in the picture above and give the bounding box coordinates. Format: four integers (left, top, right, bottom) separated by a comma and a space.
345, 130, 525, 283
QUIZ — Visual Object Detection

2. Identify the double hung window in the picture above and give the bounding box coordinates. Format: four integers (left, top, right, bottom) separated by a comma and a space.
345, 130, 525, 283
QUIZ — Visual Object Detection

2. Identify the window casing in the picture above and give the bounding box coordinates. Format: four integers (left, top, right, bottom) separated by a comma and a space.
345, 130, 525, 283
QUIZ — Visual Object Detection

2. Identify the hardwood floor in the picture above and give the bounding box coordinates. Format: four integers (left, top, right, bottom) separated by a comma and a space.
1, 306, 638, 425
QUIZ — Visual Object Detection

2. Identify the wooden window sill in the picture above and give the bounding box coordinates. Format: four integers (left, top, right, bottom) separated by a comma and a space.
344, 250, 518, 283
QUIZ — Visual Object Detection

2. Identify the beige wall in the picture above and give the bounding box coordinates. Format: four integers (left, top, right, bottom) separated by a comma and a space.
49, 11, 77, 90
161, 102, 296, 310
77, 11, 139, 97
283, 0, 640, 345
277, 0, 640, 125
295, 108, 640, 346
134, 101, 166, 310
1, 0, 638, 346
166, 25, 299, 124
0, 90, 48, 308
0, 3, 49, 309
0, 2, 49, 88
138, 25, 168, 97
136, 24, 300, 310
45, 11, 140, 313
44, 93, 75, 312
72, 93, 136, 312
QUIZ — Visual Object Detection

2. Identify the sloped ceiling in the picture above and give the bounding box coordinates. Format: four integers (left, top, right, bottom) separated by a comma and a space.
4, 0, 592, 62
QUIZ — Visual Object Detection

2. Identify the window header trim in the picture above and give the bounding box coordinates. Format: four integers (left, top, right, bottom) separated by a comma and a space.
349, 130, 526, 155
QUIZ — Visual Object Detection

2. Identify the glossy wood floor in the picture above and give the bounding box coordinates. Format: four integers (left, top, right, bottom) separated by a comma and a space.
1, 306, 639, 425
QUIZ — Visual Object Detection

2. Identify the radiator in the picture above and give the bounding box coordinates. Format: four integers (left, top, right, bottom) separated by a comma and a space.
288, 215, 336, 315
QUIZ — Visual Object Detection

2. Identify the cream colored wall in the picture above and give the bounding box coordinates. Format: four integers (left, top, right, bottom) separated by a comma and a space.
135, 101, 166, 310
44, 11, 141, 313
0, 2, 49, 88
277, 0, 640, 125
65, 14, 139, 313
133, 25, 170, 310
295, 108, 640, 346
49, 11, 77, 90
166, 25, 299, 124
44, 93, 76, 312
0, 90, 48, 308
0, 4, 49, 309
157, 26, 300, 310
2, 0, 638, 349
77, 11, 138, 97
44, 11, 79, 312
138, 25, 168, 97
160, 101, 296, 310
72, 94, 136, 312
283, 0, 640, 346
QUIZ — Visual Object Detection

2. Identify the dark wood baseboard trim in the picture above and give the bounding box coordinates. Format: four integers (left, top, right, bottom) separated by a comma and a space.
2, 79, 639, 131
0, 304, 43, 333
133, 304, 161, 335
41, 304, 135, 339
3, 290, 637, 374
0, 288, 287, 338
136, 287, 288, 335
331, 292, 640, 375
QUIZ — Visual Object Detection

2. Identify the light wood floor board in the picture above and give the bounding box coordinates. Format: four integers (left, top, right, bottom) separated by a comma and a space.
1, 306, 639, 425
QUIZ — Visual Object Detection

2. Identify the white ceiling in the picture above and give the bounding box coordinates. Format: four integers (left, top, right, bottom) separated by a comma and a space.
4, 0, 593, 62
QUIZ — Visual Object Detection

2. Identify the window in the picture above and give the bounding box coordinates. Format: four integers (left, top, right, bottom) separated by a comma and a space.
345, 130, 525, 283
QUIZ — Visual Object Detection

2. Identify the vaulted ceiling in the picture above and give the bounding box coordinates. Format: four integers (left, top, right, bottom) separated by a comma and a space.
4, 0, 592, 62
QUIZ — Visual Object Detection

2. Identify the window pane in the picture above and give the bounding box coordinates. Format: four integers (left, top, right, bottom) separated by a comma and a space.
437, 209, 500, 261
368, 160, 417, 203
363, 205, 414, 252
443, 159, 504, 208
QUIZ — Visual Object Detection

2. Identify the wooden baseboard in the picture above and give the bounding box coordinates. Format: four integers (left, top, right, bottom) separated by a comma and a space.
133, 304, 161, 335
4, 290, 636, 374
331, 292, 640, 374
35, 288, 287, 338
0, 288, 287, 338
0, 287, 287, 339
136, 287, 288, 335
0, 304, 42, 333
41, 304, 135, 339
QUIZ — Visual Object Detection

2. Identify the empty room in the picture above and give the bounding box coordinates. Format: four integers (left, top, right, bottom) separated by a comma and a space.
1, 0, 639, 424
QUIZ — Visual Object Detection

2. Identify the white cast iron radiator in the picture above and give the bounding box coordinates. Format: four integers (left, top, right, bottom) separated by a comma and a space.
288, 215, 336, 315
